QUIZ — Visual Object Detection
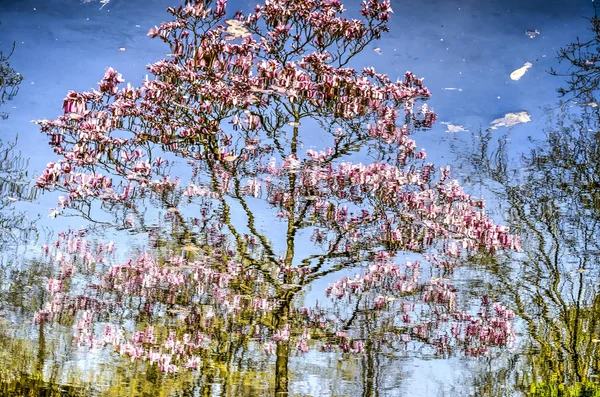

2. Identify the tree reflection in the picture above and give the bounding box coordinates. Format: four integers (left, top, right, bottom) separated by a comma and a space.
0, 138, 38, 246
0, 21, 23, 121
28, 0, 519, 395
0, 23, 35, 247
451, 101, 600, 395
550, 8, 600, 104
0, 22, 65, 396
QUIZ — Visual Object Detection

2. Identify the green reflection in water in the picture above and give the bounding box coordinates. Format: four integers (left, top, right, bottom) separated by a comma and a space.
529, 380, 600, 397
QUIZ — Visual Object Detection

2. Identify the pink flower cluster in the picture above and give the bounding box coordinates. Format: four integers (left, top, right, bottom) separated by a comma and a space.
34, 0, 435, 218
97, 324, 211, 372
326, 254, 420, 299
409, 295, 516, 357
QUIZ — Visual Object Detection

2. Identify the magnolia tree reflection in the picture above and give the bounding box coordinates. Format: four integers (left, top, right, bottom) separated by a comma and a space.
33, 0, 519, 394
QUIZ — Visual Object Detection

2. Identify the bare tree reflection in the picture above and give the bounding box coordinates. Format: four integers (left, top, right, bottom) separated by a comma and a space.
0, 138, 39, 246
448, 101, 600, 395
0, 21, 23, 121
0, 21, 70, 396
0, 22, 35, 247
550, 7, 600, 104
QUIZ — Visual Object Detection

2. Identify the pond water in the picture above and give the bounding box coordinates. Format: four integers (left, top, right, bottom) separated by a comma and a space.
0, 0, 598, 395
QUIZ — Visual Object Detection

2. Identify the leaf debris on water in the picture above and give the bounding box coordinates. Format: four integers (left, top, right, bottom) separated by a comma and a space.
510, 62, 533, 81
490, 111, 531, 130
525, 29, 540, 38
440, 122, 467, 133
